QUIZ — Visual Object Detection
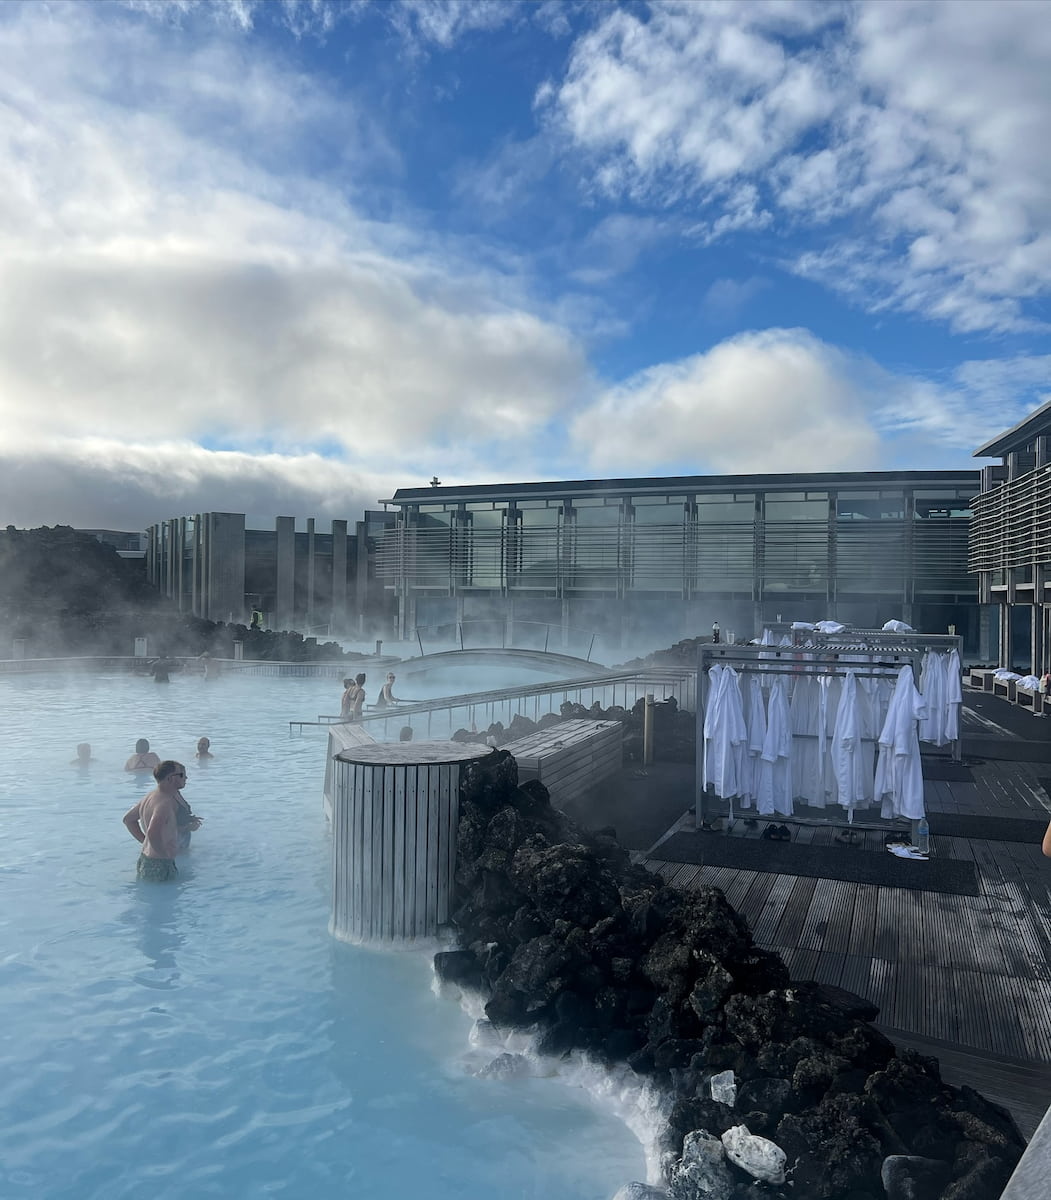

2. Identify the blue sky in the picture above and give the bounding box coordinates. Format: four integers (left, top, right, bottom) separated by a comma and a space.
1, 0, 1049, 528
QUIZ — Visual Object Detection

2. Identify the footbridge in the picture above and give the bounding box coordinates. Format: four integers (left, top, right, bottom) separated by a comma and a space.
395, 647, 604, 681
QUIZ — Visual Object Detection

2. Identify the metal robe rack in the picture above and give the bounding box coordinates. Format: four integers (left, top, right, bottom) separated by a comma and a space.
694, 634, 964, 831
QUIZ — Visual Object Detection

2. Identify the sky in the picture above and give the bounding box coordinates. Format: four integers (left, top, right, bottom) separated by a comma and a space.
1, 0, 1050, 530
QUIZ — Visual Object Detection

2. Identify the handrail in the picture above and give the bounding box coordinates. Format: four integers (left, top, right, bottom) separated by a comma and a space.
290, 666, 696, 736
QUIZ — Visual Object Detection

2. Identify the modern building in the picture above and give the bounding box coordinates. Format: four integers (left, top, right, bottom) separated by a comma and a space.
146, 512, 395, 636
376, 469, 983, 662
969, 400, 1051, 673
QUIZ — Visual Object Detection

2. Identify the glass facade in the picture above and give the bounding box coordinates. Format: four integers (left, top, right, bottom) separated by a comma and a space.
379, 471, 981, 656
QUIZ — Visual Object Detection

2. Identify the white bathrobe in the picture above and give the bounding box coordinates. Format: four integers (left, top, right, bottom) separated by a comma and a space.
703, 666, 748, 799
874, 666, 928, 821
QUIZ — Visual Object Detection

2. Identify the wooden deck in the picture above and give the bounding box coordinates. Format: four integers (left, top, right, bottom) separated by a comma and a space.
644, 756, 1051, 1138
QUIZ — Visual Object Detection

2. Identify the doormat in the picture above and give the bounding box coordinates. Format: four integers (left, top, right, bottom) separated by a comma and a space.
657, 832, 981, 897
921, 760, 974, 782
927, 813, 1048, 844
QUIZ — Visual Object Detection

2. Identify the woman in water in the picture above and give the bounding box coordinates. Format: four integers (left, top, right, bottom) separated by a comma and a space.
375, 673, 398, 709
124, 739, 161, 772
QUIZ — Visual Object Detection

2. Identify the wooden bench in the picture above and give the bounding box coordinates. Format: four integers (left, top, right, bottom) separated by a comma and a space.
1015, 683, 1045, 716
967, 668, 996, 692
503, 719, 623, 811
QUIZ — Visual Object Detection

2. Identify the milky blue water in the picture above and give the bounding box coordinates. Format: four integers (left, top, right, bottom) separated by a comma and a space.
0, 670, 646, 1200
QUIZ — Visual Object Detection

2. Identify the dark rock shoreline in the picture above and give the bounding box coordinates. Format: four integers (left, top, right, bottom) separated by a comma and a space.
435, 750, 1024, 1200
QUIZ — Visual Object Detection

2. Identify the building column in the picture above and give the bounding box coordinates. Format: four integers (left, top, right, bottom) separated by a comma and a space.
979, 605, 995, 664
999, 605, 1011, 669
354, 519, 370, 637
275, 517, 294, 631
1032, 603, 1044, 677
330, 520, 348, 636
306, 518, 316, 629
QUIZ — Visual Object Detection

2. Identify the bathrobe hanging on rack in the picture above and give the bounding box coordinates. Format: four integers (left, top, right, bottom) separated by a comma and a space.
790, 675, 832, 807
739, 674, 767, 807
944, 649, 962, 743
757, 676, 793, 816
703, 665, 747, 799
874, 665, 928, 821
831, 671, 867, 816
919, 651, 948, 746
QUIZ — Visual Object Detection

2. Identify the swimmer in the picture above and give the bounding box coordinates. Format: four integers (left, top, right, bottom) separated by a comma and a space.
375, 672, 398, 709
345, 673, 366, 722
123, 761, 201, 880
340, 678, 356, 722
195, 737, 213, 759
71, 742, 93, 766
124, 739, 161, 772
149, 654, 175, 683
398, 726, 414, 742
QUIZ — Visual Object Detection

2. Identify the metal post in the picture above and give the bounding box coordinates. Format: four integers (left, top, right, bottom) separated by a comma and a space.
643, 693, 655, 765
417, 628, 425, 657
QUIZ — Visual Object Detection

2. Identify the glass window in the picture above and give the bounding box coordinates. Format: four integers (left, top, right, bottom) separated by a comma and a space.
696, 497, 754, 521
511, 507, 560, 589
463, 508, 505, 587
765, 498, 828, 520
913, 496, 972, 519
630, 502, 686, 591
568, 504, 621, 588
836, 495, 905, 520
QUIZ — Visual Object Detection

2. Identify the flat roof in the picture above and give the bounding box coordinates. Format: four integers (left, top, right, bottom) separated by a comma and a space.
383, 468, 980, 506
973, 398, 1051, 459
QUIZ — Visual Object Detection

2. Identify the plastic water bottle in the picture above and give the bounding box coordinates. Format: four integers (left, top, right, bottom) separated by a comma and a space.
917, 818, 930, 855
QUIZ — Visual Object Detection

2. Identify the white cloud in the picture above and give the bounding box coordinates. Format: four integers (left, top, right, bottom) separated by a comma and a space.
0, 2, 588, 526
541, 0, 1051, 333
0, 437, 395, 529
570, 329, 883, 474
569, 329, 1051, 476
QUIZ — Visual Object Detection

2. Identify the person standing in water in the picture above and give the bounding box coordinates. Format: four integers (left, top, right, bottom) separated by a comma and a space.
123, 761, 200, 880
343, 673, 366, 721
195, 737, 213, 760
149, 654, 176, 683
71, 743, 94, 766
376, 672, 398, 709
124, 739, 161, 772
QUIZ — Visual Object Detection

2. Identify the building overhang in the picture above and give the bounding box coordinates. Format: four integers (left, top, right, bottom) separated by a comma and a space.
382, 468, 980, 507
973, 398, 1051, 459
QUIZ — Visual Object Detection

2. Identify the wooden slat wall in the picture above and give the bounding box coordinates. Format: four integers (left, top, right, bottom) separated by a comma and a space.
504, 719, 623, 809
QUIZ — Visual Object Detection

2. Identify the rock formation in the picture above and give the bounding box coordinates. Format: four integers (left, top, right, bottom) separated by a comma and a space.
434, 751, 1024, 1200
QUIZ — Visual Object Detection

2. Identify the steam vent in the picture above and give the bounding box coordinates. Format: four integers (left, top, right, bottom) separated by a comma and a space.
329, 741, 494, 943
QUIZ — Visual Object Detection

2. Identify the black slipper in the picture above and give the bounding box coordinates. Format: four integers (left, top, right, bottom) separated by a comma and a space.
761, 824, 777, 840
